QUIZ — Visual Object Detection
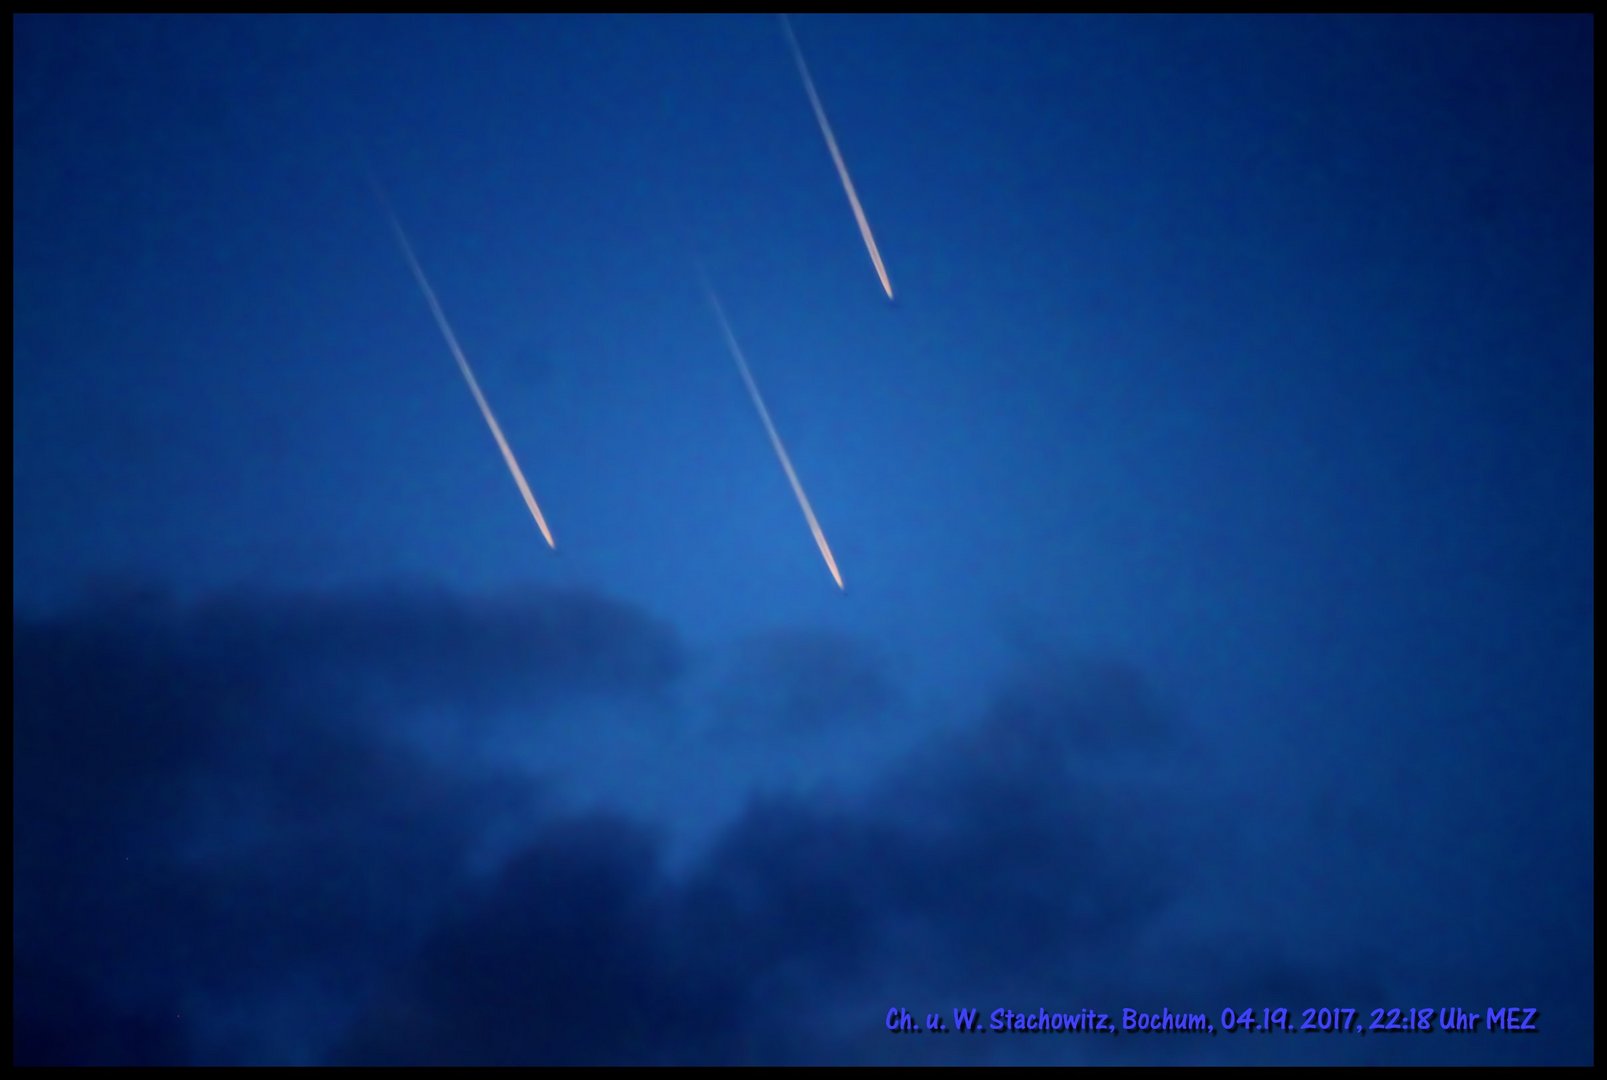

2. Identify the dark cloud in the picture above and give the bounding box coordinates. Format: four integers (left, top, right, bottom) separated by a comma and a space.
12, 581, 685, 1065
338, 815, 720, 1066
8, 589, 1251, 1065
337, 655, 1190, 1065
187, 581, 686, 712
15, 584, 1586, 1065
978, 657, 1175, 755
713, 627, 895, 734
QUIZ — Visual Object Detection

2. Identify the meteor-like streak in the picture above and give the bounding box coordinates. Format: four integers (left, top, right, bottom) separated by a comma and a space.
702, 282, 845, 591
370, 185, 556, 549
780, 14, 895, 302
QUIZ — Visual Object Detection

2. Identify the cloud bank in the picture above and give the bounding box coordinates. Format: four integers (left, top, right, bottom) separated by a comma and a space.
12, 582, 1589, 1065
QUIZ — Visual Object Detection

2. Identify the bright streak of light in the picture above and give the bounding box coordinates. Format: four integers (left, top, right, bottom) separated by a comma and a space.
780, 14, 895, 302
370, 182, 557, 549
702, 280, 845, 591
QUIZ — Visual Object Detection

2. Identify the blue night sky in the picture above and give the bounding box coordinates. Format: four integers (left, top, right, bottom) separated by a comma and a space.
12, 14, 1594, 1065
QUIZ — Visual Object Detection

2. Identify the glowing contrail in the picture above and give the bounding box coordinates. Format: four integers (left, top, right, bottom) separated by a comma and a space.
780, 14, 895, 302
701, 280, 845, 591
369, 182, 557, 549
